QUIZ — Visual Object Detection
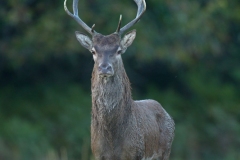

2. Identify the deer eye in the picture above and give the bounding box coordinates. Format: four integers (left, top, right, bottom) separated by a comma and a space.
117, 49, 122, 54
91, 49, 96, 55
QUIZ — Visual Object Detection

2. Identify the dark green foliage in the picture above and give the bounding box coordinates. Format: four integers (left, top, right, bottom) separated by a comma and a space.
0, 0, 240, 159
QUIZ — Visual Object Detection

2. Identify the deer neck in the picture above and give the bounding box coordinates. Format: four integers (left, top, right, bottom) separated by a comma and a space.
91, 58, 132, 127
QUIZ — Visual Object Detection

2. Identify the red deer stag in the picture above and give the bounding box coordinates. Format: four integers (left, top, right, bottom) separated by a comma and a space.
64, 0, 175, 159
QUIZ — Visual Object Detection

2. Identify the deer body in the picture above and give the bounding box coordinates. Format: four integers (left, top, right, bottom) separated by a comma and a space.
91, 55, 174, 160
64, 0, 175, 159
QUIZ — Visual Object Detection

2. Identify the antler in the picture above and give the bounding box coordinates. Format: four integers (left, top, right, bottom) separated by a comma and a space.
64, 0, 97, 35
64, 0, 146, 35
117, 0, 146, 35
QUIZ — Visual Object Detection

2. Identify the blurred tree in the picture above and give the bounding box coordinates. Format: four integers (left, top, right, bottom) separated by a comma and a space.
0, 0, 239, 160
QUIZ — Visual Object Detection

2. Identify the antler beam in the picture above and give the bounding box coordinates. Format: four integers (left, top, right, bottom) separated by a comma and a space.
64, 0, 97, 35
117, 0, 146, 35
64, 0, 146, 36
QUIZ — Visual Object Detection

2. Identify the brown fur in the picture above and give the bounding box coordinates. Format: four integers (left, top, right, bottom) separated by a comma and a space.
93, 34, 121, 46
90, 44, 175, 160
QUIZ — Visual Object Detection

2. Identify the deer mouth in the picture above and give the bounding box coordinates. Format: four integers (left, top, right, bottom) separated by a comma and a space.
99, 73, 113, 78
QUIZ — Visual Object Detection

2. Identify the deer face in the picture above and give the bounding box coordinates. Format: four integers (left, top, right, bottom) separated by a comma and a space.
75, 30, 136, 77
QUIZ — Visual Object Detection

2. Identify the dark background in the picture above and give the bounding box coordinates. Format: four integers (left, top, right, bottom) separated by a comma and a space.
0, 0, 240, 159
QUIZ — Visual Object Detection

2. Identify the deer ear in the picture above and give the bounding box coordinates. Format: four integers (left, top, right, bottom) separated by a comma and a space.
75, 31, 92, 50
121, 29, 136, 52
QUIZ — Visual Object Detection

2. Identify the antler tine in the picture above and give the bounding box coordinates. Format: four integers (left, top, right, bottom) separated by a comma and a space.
118, 0, 146, 35
64, 0, 96, 35
91, 24, 95, 33
116, 15, 122, 33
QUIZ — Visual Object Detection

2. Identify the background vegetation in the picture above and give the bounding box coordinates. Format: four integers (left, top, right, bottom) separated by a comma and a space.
0, 0, 240, 159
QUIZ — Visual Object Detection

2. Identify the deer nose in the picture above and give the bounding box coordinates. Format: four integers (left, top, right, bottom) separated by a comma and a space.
98, 63, 113, 76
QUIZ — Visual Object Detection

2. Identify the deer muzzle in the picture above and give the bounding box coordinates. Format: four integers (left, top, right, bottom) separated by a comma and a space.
98, 63, 114, 77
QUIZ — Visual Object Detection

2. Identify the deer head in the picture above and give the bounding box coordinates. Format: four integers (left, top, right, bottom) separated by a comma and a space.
64, 0, 146, 77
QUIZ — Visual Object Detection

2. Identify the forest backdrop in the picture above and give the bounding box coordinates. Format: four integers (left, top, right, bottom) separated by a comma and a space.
0, 0, 240, 160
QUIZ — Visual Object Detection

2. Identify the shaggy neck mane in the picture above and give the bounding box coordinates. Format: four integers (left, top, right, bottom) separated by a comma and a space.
91, 58, 133, 130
